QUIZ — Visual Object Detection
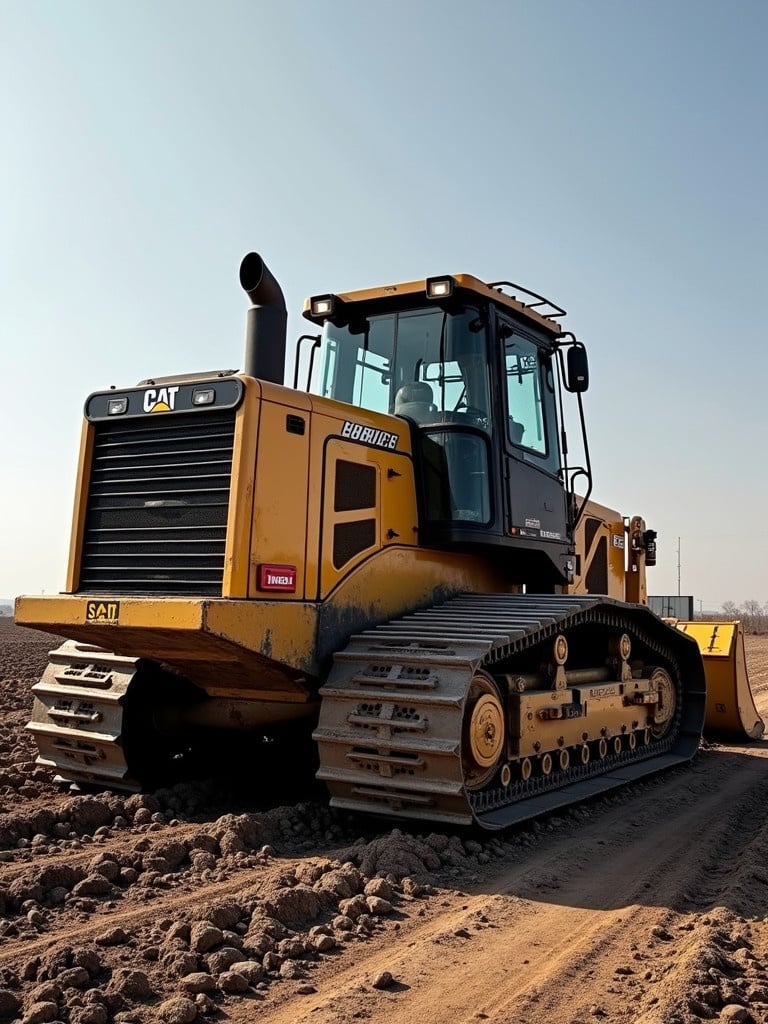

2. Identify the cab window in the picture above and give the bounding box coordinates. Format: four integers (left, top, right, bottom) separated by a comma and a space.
311, 306, 491, 430
504, 329, 559, 473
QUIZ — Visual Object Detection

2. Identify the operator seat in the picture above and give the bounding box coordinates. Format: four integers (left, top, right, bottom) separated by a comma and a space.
394, 382, 437, 423
509, 417, 525, 444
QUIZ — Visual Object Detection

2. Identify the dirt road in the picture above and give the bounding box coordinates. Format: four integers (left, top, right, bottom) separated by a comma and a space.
1, 620, 767, 1024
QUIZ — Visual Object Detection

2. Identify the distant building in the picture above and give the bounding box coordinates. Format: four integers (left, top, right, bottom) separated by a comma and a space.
648, 595, 694, 619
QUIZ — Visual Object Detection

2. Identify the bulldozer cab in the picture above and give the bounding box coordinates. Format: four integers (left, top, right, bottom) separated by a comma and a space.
304, 274, 590, 589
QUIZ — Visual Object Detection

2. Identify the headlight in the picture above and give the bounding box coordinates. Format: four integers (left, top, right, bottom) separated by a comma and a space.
192, 388, 215, 406
107, 397, 128, 415
426, 276, 455, 299
310, 294, 340, 319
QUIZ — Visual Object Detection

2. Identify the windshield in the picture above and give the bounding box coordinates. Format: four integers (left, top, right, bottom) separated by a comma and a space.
310, 306, 491, 429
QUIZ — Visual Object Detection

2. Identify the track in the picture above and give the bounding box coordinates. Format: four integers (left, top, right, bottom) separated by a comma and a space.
27, 640, 140, 787
315, 594, 706, 828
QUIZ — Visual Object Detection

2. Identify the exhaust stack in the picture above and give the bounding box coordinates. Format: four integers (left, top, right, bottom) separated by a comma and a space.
239, 252, 287, 384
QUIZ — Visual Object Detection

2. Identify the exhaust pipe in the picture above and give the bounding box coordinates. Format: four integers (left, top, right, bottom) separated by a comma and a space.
239, 252, 287, 384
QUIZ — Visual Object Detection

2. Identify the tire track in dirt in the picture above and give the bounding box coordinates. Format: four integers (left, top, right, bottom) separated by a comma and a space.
256, 740, 768, 1024
0, 850, 323, 966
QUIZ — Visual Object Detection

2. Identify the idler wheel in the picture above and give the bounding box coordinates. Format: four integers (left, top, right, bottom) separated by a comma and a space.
462, 671, 505, 790
650, 667, 677, 739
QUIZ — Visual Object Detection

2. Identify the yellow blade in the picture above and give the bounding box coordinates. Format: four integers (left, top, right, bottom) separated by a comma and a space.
675, 621, 764, 740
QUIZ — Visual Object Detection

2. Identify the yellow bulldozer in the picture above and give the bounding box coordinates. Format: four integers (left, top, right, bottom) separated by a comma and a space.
14, 254, 763, 829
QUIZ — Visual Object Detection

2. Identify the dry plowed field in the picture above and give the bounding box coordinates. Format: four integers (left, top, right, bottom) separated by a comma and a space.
1, 619, 767, 1024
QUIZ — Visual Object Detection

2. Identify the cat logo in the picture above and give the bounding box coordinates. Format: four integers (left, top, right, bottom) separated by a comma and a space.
143, 385, 180, 414
85, 601, 121, 624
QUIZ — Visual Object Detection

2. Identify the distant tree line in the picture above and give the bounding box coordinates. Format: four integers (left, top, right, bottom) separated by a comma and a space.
718, 600, 768, 634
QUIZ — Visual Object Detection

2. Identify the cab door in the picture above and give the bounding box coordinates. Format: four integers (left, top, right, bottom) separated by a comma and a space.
498, 316, 570, 556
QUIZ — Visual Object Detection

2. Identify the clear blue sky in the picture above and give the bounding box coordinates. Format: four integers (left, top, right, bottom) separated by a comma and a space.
1, 0, 766, 610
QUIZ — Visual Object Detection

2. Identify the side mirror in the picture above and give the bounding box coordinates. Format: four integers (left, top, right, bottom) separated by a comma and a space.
566, 345, 589, 393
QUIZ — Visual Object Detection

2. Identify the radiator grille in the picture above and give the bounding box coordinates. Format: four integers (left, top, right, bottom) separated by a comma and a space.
78, 411, 236, 595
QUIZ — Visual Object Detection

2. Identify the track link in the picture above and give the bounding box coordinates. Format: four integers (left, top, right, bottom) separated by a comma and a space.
27, 640, 139, 789
313, 594, 706, 829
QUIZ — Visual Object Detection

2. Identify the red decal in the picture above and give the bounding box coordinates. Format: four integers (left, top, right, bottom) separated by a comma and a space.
258, 564, 297, 592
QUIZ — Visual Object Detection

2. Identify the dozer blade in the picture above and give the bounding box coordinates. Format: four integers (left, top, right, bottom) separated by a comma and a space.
675, 621, 764, 740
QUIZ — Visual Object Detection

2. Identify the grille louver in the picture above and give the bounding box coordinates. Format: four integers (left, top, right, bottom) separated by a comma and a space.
79, 411, 236, 595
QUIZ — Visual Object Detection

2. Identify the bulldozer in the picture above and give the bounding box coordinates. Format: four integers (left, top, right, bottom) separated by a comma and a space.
14, 253, 763, 829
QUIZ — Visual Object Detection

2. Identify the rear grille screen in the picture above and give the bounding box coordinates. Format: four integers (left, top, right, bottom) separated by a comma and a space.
78, 411, 236, 595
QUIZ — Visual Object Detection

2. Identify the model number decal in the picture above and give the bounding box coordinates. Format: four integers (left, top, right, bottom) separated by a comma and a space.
612, 534, 625, 548
589, 685, 619, 698
86, 601, 120, 624
341, 420, 399, 449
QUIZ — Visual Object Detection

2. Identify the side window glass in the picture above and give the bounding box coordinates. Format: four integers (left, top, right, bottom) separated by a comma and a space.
505, 332, 546, 455
313, 315, 394, 414
353, 348, 389, 411
422, 360, 465, 414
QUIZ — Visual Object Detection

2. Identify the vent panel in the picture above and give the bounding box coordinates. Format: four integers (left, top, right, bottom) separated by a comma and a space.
334, 460, 376, 512
333, 519, 376, 570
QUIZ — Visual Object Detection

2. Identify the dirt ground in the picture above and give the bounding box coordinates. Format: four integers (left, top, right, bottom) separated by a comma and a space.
1, 621, 768, 1024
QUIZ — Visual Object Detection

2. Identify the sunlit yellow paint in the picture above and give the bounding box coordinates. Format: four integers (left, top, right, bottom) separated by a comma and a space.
222, 379, 260, 597
248, 382, 313, 599
676, 620, 763, 739
318, 544, 516, 621
65, 420, 95, 594
305, 398, 416, 599
569, 497, 627, 600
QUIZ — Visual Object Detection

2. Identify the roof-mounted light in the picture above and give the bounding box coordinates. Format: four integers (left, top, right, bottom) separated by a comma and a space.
426, 276, 455, 300
307, 293, 349, 326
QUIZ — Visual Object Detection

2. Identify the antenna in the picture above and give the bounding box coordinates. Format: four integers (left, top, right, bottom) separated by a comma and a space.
677, 537, 681, 597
